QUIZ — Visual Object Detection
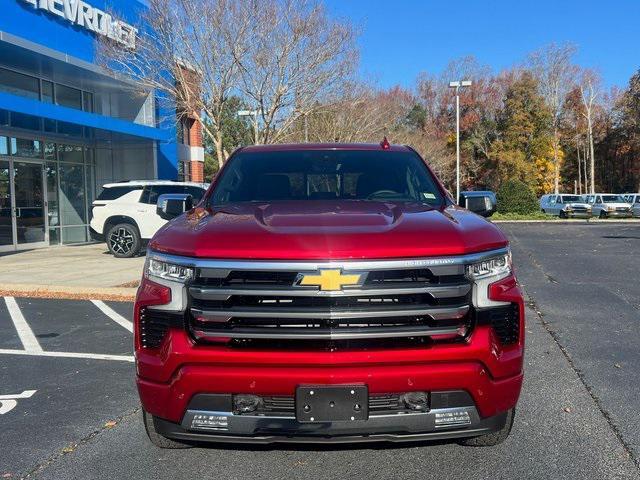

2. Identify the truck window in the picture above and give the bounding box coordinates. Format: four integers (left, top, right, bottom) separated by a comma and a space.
210, 150, 444, 207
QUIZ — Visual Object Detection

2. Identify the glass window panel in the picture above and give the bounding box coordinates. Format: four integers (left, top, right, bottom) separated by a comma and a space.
83, 91, 94, 113
49, 227, 60, 245
0, 137, 7, 156
11, 138, 42, 158
44, 118, 57, 133
56, 84, 82, 110
57, 121, 83, 138
61, 226, 88, 244
58, 144, 83, 163
42, 80, 54, 103
14, 161, 46, 245
59, 163, 86, 226
46, 162, 59, 229
0, 68, 39, 100
10, 112, 41, 131
44, 143, 56, 161
0, 109, 8, 126
86, 163, 96, 210
0, 160, 11, 246
85, 147, 95, 166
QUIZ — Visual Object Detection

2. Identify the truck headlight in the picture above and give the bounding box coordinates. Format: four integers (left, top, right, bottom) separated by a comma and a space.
145, 258, 194, 283
466, 252, 512, 307
466, 252, 511, 281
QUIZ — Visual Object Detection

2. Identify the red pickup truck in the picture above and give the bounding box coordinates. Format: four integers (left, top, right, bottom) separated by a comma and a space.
134, 143, 524, 448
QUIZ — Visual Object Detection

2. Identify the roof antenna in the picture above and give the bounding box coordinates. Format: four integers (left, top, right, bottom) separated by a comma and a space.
380, 136, 390, 150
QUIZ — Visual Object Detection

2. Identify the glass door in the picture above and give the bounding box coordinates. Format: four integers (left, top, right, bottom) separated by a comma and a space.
0, 160, 12, 250
0, 159, 48, 252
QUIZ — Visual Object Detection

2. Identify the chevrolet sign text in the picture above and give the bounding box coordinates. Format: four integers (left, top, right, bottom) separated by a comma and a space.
20, 0, 137, 49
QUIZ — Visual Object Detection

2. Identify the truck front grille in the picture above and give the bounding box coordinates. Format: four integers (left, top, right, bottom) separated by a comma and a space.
187, 260, 472, 347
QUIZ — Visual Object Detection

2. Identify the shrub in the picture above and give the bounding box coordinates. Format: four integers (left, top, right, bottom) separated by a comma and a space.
496, 180, 539, 214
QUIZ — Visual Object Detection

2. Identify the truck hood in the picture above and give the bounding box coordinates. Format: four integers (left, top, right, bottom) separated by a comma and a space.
149, 201, 508, 260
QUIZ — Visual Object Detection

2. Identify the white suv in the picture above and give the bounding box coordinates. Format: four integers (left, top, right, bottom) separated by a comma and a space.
89, 181, 208, 257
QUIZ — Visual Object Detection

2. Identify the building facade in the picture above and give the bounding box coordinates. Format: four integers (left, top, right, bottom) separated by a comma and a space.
0, 0, 204, 251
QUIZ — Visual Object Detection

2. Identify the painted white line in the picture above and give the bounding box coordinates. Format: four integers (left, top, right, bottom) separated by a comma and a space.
91, 300, 133, 333
0, 390, 37, 401
4, 297, 43, 352
0, 348, 134, 363
0, 390, 37, 415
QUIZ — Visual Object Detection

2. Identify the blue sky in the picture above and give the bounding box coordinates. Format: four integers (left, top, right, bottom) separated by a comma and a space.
324, 0, 640, 90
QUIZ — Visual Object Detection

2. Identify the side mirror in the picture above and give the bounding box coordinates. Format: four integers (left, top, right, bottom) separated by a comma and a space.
157, 193, 193, 220
459, 191, 497, 218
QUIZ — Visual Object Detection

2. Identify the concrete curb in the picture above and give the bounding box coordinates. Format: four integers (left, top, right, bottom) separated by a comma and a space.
0, 284, 137, 302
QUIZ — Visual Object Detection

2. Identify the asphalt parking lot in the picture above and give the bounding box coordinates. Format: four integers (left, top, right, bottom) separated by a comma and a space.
1, 223, 639, 479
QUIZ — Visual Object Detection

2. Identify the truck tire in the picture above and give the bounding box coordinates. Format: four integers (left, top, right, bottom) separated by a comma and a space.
599, 211, 607, 219
106, 223, 141, 258
142, 409, 191, 449
458, 408, 515, 447
559, 211, 567, 219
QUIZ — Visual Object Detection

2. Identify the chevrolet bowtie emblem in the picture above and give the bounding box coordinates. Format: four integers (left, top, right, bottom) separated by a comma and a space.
297, 269, 363, 291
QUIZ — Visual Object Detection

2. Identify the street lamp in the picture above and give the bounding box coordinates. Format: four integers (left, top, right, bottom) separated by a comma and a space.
237, 109, 260, 144
448, 80, 472, 203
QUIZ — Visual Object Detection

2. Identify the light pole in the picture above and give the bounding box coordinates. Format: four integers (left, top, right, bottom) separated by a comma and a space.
449, 80, 472, 203
237, 109, 260, 144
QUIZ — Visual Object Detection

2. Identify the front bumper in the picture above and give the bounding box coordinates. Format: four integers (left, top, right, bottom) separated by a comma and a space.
604, 210, 633, 217
565, 211, 591, 218
152, 404, 510, 444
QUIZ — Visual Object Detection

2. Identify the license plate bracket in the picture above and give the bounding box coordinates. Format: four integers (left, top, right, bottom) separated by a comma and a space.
295, 385, 368, 423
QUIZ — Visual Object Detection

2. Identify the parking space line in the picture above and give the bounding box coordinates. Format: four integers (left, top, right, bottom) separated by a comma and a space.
91, 300, 133, 333
4, 297, 43, 352
0, 348, 134, 362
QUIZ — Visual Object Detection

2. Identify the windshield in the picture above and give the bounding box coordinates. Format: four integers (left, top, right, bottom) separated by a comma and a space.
602, 195, 625, 203
561, 195, 582, 202
210, 150, 444, 206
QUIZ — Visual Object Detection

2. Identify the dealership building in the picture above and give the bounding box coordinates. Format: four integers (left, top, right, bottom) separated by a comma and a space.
0, 0, 204, 251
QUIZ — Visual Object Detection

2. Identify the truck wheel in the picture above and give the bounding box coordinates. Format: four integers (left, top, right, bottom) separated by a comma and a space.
458, 408, 515, 447
106, 223, 141, 258
142, 409, 191, 449
599, 211, 608, 219
559, 211, 567, 219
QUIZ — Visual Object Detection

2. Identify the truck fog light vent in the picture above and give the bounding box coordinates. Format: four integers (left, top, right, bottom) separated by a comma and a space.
400, 392, 429, 411
191, 414, 229, 430
233, 394, 263, 414
434, 410, 471, 428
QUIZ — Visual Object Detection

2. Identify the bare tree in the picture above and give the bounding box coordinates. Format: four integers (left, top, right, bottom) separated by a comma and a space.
282, 83, 412, 143
98, 0, 255, 169
528, 43, 578, 194
234, 0, 358, 144
579, 69, 602, 194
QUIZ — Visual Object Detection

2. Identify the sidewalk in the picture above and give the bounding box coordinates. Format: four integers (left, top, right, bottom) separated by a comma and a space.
0, 244, 143, 301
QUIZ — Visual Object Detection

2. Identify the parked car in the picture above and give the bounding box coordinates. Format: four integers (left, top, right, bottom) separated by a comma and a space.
627, 194, 640, 217
89, 180, 208, 257
584, 194, 633, 219
135, 142, 524, 448
540, 194, 592, 218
